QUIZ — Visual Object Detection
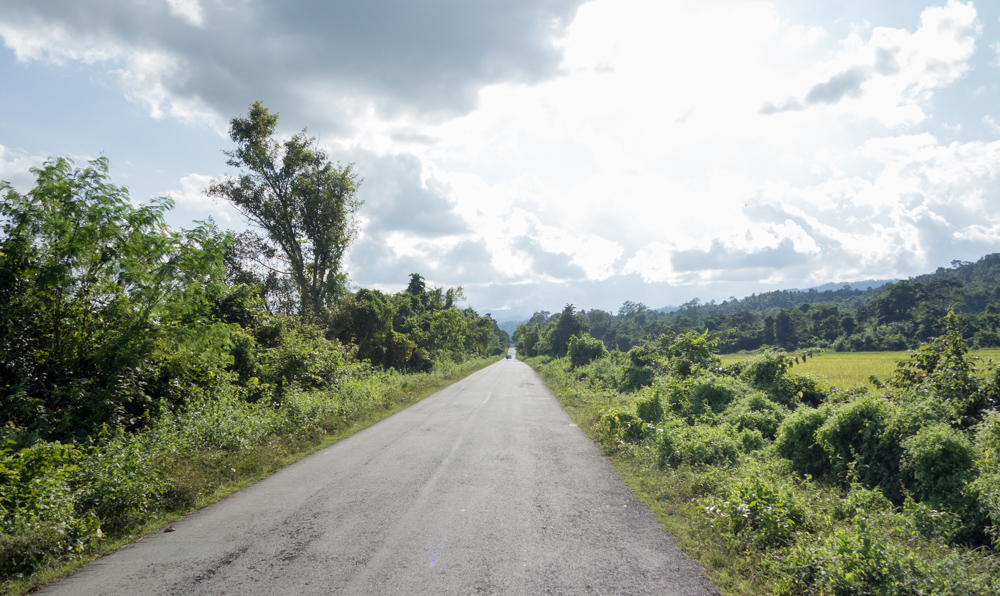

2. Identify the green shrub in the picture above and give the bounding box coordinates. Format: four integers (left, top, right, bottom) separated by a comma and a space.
739, 428, 766, 453
776, 517, 912, 595
702, 474, 806, 551
738, 352, 789, 392
567, 333, 608, 369
775, 406, 831, 478
901, 423, 976, 514
657, 423, 741, 468
0, 442, 99, 578
834, 483, 894, 521
683, 375, 753, 417
598, 408, 648, 444
636, 390, 664, 424
783, 373, 828, 408
76, 429, 171, 533
622, 365, 656, 393
974, 410, 1000, 467
721, 391, 786, 439
776, 516, 997, 595
815, 393, 903, 501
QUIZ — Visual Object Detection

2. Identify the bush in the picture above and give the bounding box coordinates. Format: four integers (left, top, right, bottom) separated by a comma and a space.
721, 392, 786, 439
815, 393, 903, 501
739, 428, 766, 453
776, 516, 998, 595
75, 429, 171, 533
738, 352, 789, 392
682, 375, 753, 417
775, 406, 831, 478
598, 408, 648, 444
783, 373, 828, 408
622, 365, 656, 393
636, 390, 664, 424
0, 442, 99, 578
567, 333, 608, 369
572, 350, 627, 389
776, 517, 915, 595
900, 423, 977, 525
657, 422, 741, 468
702, 474, 806, 551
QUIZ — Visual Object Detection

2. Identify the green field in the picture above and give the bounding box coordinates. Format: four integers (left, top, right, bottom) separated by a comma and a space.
721, 348, 1000, 388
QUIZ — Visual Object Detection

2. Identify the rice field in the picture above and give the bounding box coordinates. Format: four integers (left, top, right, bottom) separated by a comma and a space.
720, 348, 1000, 388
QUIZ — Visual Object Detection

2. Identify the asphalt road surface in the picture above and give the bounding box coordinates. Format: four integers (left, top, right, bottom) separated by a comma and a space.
40, 354, 718, 596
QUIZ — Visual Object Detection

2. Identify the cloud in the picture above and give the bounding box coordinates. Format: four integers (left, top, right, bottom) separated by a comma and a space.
873, 47, 901, 76
0, 0, 587, 130
804, 68, 869, 104
166, 0, 205, 28
350, 152, 468, 239
759, 98, 803, 115
0, 145, 43, 192
164, 173, 241, 225
760, 0, 979, 125
512, 235, 588, 281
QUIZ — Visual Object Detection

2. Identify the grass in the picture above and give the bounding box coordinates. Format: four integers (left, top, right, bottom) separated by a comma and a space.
720, 348, 1000, 388
2, 356, 499, 596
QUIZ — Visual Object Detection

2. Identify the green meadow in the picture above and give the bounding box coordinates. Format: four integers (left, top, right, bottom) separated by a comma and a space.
721, 348, 1000, 388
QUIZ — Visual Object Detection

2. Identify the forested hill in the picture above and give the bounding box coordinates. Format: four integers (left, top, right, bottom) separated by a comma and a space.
515, 253, 1000, 357
676, 253, 1000, 352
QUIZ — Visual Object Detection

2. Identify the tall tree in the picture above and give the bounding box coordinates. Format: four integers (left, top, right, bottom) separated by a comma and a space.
209, 102, 362, 320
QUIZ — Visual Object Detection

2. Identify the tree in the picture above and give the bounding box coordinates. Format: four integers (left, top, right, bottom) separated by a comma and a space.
209, 102, 362, 320
0, 157, 229, 441
546, 304, 589, 357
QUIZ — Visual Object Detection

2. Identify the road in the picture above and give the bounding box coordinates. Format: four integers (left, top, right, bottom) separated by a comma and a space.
39, 354, 718, 596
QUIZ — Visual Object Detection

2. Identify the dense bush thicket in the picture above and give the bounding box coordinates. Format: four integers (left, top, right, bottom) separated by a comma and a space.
0, 158, 508, 588
530, 316, 1000, 594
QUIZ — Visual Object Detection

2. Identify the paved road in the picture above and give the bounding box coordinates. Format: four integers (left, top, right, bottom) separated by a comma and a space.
40, 355, 718, 596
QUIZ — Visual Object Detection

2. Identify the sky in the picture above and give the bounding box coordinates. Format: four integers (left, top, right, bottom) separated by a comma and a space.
2, 0, 1000, 320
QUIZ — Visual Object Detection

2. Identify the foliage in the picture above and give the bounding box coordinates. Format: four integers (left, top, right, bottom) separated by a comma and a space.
514, 304, 588, 358
775, 406, 831, 478
208, 101, 362, 319
636, 390, 664, 424
720, 392, 787, 440
676, 375, 752, 418
657, 422, 741, 468
702, 473, 806, 551
882, 312, 993, 427
567, 333, 607, 368
815, 393, 903, 501
900, 423, 978, 524
0, 442, 99, 578
0, 157, 230, 443
598, 408, 648, 444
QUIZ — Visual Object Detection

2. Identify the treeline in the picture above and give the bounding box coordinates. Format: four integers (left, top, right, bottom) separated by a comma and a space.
0, 104, 506, 588
516, 255, 1000, 356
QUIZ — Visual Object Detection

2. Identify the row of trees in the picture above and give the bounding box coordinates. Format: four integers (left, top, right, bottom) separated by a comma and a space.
0, 104, 507, 445
514, 255, 1000, 358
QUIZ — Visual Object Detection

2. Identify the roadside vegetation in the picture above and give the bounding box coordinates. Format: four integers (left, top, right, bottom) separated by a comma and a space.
525, 314, 1000, 595
0, 104, 509, 594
